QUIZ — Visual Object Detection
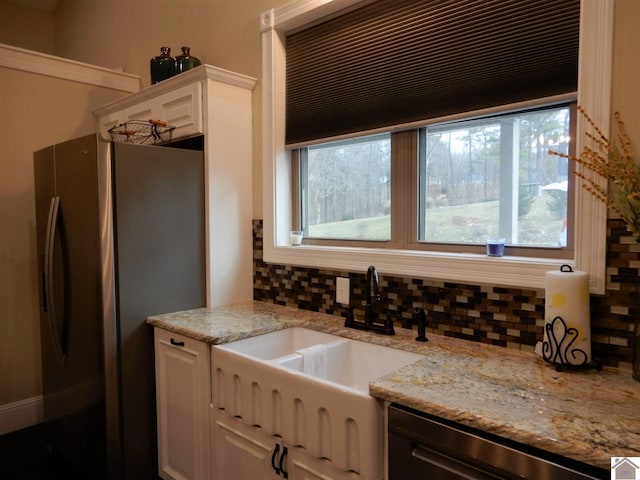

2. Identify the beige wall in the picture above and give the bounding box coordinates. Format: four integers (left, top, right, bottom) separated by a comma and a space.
49, 0, 640, 222
0, 0, 638, 408
612, 0, 640, 145
0, 0, 55, 53
53, 0, 288, 219
0, 68, 127, 405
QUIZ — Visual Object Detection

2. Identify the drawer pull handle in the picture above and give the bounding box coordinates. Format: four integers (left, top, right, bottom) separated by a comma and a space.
411, 445, 496, 479
271, 443, 281, 474
279, 446, 288, 478
170, 338, 185, 347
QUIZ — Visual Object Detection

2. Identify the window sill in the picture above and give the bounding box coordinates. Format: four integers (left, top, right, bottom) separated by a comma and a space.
263, 243, 569, 291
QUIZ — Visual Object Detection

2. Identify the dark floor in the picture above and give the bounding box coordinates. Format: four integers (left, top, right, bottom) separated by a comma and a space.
0, 424, 164, 480
0, 424, 82, 480
0, 424, 53, 480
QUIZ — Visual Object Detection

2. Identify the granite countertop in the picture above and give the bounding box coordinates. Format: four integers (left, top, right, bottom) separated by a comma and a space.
147, 301, 640, 471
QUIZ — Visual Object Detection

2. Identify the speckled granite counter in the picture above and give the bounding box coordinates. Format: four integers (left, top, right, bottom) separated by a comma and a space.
147, 301, 640, 471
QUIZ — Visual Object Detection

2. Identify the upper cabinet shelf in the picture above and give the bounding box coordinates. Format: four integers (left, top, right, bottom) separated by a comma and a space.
94, 64, 256, 142
97, 82, 203, 141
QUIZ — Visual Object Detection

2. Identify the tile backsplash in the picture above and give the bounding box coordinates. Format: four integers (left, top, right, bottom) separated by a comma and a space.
253, 219, 638, 370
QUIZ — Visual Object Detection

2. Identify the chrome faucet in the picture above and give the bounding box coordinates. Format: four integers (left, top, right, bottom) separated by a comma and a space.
344, 265, 395, 335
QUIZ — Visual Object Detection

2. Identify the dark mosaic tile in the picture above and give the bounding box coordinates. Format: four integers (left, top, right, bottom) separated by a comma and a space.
252, 218, 638, 369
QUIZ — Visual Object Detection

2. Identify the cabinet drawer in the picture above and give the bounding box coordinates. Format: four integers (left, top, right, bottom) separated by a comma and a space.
155, 328, 207, 354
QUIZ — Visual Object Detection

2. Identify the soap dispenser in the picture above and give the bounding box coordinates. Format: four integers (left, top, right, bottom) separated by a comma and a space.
413, 307, 429, 342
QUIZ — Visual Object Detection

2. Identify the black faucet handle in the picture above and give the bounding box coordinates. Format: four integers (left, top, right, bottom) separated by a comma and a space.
346, 307, 354, 319
413, 307, 429, 342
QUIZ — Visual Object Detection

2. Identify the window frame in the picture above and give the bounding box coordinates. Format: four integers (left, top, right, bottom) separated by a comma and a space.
293, 102, 576, 258
261, 0, 612, 294
410, 102, 577, 258
294, 131, 399, 247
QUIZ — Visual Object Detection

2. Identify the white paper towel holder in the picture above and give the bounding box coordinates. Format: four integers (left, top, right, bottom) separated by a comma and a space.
542, 265, 602, 372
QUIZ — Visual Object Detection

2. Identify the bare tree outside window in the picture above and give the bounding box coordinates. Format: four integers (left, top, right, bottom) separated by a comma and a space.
419, 106, 570, 247
303, 134, 391, 240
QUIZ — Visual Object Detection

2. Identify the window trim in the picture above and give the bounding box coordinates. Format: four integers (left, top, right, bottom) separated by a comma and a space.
261, 0, 612, 294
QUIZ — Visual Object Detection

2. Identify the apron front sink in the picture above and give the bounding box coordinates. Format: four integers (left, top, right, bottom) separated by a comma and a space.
212, 327, 423, 480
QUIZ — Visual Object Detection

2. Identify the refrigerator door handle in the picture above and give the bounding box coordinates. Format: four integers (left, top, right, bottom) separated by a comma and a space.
44, 196, 66, 363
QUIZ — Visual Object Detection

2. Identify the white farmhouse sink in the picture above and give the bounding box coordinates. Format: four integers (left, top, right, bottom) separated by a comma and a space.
214, 326, 344, 360
273, 332, 421, 392
212, 327, 423, 480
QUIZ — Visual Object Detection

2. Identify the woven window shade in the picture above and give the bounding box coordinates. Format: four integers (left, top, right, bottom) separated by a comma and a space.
285, 0, 580, 145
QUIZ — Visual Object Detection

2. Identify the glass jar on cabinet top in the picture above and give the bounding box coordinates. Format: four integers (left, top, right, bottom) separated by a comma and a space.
150, 47, 176, 84
175, 46, 201, 73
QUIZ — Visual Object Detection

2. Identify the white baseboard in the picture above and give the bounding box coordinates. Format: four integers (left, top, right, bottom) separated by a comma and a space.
0, 395, 44, 435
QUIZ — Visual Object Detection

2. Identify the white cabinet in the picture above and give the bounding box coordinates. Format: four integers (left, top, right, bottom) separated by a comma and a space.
95, 65, 256, 308
212, 409, 282, 479
154, 328, 211, 480
212, 408, 361, 480
287, 447, 361, 480
97, 82, 203, 140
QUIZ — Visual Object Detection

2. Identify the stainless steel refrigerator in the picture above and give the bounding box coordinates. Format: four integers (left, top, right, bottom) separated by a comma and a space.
33, 134, 206, 480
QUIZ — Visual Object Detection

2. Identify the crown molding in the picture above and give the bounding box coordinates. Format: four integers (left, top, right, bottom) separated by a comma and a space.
93, 64, 256, 117
0, 43, 141, 92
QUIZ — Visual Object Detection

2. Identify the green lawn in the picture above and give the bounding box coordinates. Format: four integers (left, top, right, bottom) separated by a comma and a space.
308, 194, 565, 246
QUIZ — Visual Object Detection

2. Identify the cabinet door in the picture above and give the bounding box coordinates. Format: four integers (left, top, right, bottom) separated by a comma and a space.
287, 446, 362, 480
155, 329, 211, 480
123, 82, 203, 140
154, 82, 203, 139
98, 82, 203, 141
213, 410, 281, 480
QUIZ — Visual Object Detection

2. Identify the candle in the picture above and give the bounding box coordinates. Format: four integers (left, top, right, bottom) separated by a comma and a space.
486, 238, 505, 257
290, 230, 303, 245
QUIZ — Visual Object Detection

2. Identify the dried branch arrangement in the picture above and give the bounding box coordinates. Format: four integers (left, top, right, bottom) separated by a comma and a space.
550, 107, 640, 239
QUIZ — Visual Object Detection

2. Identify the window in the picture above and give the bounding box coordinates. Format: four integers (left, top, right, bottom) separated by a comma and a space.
286, 0, 579, 255
261, 0, 613, 293
301, 134, 391, 241
295, 104, 574, 258
418, 105, 573, 253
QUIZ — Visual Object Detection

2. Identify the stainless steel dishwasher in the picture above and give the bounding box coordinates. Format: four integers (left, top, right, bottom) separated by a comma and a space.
388, 404, 607, 480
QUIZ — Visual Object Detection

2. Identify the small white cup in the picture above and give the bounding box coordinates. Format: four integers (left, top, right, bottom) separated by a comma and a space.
290, 230, 303, 246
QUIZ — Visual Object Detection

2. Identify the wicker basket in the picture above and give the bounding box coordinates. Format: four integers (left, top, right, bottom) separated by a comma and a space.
108, 120, 175, 145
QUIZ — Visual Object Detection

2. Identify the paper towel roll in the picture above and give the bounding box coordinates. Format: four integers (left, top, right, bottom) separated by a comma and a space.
543, 264, 591, 366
